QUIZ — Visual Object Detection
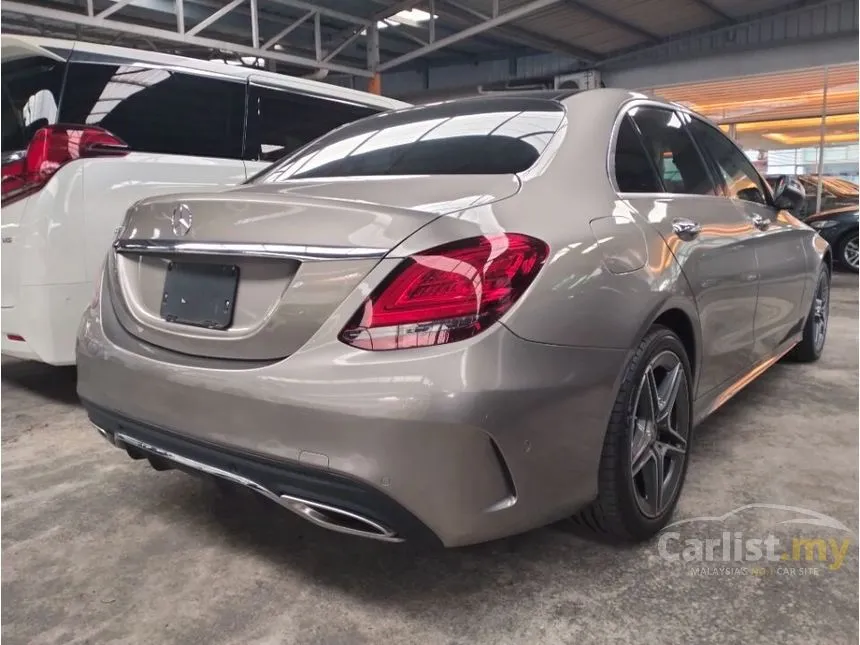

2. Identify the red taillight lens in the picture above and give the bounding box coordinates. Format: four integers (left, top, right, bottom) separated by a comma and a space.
1, 124, 128, 207
339, 233, 548, 350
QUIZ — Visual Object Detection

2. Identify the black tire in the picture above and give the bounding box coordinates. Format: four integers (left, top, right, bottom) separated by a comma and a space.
787, 265, 830, 363
567, 326, 693, 543
837, 231, 859, 273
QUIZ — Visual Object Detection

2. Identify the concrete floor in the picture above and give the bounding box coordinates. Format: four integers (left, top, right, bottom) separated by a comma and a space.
2, 273, 857, 645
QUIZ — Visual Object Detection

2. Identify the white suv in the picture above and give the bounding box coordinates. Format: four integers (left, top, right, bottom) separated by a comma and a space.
1, 35, 407, 365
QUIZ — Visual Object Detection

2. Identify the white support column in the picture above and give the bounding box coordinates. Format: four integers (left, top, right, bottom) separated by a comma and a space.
815, 66, 829, 214
367, 23, 380, 71
250, 0, 259, 48
175, 0, 184, 34
314, 12, 322, 61
367, 23, 381, 94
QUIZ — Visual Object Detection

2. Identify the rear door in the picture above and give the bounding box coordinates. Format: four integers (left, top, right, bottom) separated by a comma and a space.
1, 40, 69, 308
244, 77, 382, 176
687, 117, 808, 360
59, 57, 249, 284
620, 106, 760, 396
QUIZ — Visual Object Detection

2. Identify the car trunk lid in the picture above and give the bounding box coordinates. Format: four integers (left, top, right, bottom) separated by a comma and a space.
107, 175, 519, 360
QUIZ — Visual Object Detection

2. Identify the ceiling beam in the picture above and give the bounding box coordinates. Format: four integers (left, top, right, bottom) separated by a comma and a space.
565, 1, 660, 42
598, 0, 835, 67
1, 1, 374, 76
439, 0, 599, 61
688, 0, 735, 23
261, 10, 313, 49
378, 0, 584, 71
322, 0, 424, 62
265, 0, 371, 27
185, 0, 246, 38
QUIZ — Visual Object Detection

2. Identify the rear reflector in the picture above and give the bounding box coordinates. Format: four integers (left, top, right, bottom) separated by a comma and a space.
339, 233, 548, 350
6, 334, 25, 342
1, 124, 128, 207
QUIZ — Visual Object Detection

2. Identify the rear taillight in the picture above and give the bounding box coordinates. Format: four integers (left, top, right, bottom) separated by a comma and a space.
339, 233, 548, 351
1, 124, 128, 207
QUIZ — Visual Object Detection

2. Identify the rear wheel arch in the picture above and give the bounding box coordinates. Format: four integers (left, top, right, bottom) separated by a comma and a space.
652, 308, 698, 384
596, 300, 702, 455
626, 300, 702, 398
823, 246, 833, 272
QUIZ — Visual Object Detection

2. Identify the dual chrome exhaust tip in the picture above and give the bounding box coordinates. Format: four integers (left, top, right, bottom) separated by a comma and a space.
92, 423, 403, 543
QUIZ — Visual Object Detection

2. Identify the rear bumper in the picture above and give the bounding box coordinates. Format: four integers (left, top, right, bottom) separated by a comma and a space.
77, 296, 627, 547
85, 401, 441, 545
1, 283, 91, 365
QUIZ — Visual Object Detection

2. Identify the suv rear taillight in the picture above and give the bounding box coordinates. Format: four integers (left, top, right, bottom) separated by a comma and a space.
1, 124, 128, 207
339, 233, 548, 350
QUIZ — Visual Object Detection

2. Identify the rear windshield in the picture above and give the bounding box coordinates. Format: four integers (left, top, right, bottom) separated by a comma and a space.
1, 54, 65, 155
253, 97, 565, 182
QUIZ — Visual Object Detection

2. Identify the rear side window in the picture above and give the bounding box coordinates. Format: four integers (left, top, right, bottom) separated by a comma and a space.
614, 115, 661, 193
255, 98, 565, 182
246, 85, 379, 162
59, 63, 245, 159
688, 118, 768, 205
2, 54, 65, 154
629, 107, 716, 196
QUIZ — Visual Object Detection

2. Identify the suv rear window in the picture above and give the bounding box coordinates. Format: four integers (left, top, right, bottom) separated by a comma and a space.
59, 63, 245, 159
1, 54, 65, 155
254, 98, 565, 182
247, 84, 379, 162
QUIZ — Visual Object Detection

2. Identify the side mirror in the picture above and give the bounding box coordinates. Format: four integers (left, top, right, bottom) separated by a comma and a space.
736, 186, 766, 204
772, 175, 806, 214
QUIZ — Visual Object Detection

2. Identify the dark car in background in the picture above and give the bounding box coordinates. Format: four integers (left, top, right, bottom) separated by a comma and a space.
805, 206, 859, 272
765, 174, 859, 219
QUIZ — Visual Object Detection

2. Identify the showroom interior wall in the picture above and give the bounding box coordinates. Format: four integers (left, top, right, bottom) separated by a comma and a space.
645, 63, 860, 212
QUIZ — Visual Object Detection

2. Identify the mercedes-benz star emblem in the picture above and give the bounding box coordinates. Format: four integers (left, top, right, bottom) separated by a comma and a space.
171, 204, 193, 237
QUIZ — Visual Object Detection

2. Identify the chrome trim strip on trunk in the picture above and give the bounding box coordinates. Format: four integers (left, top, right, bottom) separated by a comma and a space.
113, 239, 389, 261
107, 429, 403, 542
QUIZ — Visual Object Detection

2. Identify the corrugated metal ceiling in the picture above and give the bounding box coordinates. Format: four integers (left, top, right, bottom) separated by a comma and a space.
2, 0, 837, 71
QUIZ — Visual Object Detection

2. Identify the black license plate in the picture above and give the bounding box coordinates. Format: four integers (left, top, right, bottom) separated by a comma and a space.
160, 261, 239, 330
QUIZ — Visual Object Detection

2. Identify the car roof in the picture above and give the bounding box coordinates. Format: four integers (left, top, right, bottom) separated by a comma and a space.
0, 34, 408, 111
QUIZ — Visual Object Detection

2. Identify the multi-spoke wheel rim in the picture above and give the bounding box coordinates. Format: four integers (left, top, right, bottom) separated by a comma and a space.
812, 273, 830, 352
629, 350, 690, 519
843, 235, 859, 270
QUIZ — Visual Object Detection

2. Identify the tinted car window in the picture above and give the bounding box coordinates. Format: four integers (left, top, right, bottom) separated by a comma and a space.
60, 63, 245, 159
629, 107, 716, 196
246, 85, 379, 162
614, 115, 661, 193
2, 55, 65, 154
254, 98, 564, 182
689, 118, 768, 205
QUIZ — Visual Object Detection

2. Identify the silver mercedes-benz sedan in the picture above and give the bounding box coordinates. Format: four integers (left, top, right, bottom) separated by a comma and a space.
77, 89, 831, 547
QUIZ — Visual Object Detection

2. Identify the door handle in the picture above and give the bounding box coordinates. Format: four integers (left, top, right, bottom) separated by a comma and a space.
672, 218, 701, 240
751, 214, 770, 230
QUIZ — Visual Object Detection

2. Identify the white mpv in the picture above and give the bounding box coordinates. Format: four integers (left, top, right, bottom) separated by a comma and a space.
1, 35, 406, 365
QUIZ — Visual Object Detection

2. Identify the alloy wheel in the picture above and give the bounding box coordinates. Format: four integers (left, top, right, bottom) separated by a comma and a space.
812, 272, 830, 352
843, 234, 859, 270
629, 350, 690, 519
